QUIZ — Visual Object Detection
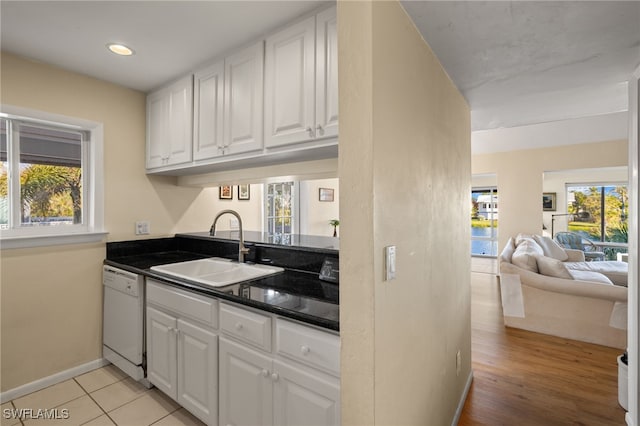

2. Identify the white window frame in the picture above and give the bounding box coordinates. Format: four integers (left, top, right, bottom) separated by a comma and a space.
263, 181, 300, 235
0, 105, 106, 249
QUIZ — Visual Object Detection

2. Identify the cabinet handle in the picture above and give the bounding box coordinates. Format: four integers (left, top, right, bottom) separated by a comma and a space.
306, 127, 315, 138
271, 372, 279, 382
316, 124, 325, 136
300, 345, 311, 356
261, 369, 270, 378
235, 322, 243, 331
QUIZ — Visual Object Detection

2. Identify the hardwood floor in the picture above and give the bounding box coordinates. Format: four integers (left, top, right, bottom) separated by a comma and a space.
459, 269, 627, 425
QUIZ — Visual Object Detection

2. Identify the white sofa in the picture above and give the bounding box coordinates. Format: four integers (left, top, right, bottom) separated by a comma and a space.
499, 234, 628, 349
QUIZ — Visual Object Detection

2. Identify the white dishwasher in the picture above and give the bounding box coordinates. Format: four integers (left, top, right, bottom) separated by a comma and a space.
103, 265, 150, 386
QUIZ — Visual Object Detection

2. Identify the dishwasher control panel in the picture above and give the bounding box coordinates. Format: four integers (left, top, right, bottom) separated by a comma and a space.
103, 266, 142, 297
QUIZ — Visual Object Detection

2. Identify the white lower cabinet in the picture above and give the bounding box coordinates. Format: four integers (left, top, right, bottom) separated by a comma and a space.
219, 338, 340, 426
147, 281, 219, 425
147, 282, 340, 426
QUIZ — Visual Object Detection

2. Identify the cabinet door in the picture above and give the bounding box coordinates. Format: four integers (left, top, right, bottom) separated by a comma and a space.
177, 319, 218, 426
194, 61, 224, 160
146, 76, 193, 169
272, 360, 340, 426
147, 307, 178, 399
264, 16, 316, 148
315, 7, 338, 140
167, 75, 194, 166
223, 42, 264, 156
146, 89, 170, 169
219, 338, 273, 426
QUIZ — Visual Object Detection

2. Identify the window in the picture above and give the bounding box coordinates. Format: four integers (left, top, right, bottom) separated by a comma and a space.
264, 181, 298, 238
566, 184, 628, 243
0, 107, 104, 248
471, 187, 498, 256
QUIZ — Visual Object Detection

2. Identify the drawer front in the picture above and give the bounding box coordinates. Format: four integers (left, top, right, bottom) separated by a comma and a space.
220, 303, 272, 351
147, 279, 218, 328
275, 319, 340, 376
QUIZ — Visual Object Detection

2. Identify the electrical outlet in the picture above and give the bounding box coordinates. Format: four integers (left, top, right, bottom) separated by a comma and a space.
135, 221, 150, 235
456, 350, 462, 377
229, 218, 239, 230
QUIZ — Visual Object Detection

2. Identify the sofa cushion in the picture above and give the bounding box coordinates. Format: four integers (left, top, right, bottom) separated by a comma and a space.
512, 240, 544, 272
568, 270, 614, 285
536, 255, 573, 279
565, 261, 628, 286
533, 235, 569, 261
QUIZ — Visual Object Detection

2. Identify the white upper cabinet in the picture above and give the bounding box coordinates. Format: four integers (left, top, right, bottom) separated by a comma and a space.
223, 42, 265, 156
315, 7, 339, 140
193, 61, 224, 161
264, 6, 338, 148
264, 16, 316, 148
193, 42, 265, 161
146, 75, 193, 169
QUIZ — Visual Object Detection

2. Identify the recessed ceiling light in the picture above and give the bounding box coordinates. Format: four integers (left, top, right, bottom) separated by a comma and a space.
107, 43, 134, 56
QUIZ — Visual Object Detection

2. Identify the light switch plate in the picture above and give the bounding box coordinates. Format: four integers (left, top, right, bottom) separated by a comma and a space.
385, 245, 396, 281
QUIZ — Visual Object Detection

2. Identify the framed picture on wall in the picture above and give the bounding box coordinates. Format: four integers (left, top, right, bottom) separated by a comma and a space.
219, 185, 233, 200
238, 184, 250, 200
319, 188, 334, 202
542, 192, 556, 211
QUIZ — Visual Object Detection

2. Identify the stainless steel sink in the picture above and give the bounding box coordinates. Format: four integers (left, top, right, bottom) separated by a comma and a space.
151, 258, 284, 287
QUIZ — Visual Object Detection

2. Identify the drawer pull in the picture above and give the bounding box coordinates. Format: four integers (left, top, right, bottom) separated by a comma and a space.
271, 373, 279, 382
300, 345, 311, 356
261, 369, 270, 378
235, 322, 244, 331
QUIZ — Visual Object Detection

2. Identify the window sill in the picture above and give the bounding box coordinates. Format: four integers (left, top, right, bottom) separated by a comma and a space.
0, 231, 109, 250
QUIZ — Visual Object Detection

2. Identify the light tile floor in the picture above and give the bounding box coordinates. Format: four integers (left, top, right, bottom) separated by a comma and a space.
1, 365, 205, 426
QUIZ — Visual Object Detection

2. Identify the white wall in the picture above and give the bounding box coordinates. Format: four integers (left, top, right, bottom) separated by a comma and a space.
300, 178, 340, 236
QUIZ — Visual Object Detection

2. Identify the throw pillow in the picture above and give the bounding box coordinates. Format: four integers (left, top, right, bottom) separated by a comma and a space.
512, 240, 543, 273
568, 270, 614, 285
536, 255, 573, 279
533, 235, 569, 261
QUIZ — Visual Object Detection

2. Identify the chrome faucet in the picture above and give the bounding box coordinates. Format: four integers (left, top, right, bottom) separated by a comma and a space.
209, 209, 250, 262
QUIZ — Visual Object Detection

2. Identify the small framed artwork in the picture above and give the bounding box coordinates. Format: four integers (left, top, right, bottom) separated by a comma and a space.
219, 185, 233, 200
238, 184, 250, 200
542, 192, 556, 211
319, 188, 334, 202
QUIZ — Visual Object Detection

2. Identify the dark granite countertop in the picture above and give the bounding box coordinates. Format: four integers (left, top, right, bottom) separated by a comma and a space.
178, 231, 339, 252
105, 236, 339, 331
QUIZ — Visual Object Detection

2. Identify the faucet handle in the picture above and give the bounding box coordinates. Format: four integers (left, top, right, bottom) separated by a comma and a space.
240, 247, 250, 254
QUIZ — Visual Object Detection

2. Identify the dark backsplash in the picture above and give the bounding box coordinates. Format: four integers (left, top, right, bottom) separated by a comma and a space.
107, 234, 339, 275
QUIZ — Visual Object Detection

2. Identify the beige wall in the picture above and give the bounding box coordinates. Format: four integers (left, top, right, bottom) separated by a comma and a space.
208, 179, 340, 236
473, 139, 628, 252
0, 52, 219, 391
300, 178, 340, 236
339, 1, 471, 424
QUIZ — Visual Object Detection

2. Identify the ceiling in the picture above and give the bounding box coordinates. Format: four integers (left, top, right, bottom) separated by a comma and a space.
1, 1, 639, 133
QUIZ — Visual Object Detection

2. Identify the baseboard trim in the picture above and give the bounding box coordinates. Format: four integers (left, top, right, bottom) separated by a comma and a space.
451, 370, 474, 426
626, 412, 634, 426
0, 358, 109, 403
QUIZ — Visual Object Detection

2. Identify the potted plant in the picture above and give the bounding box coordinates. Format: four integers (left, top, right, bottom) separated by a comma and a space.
329, 219, 339, 237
